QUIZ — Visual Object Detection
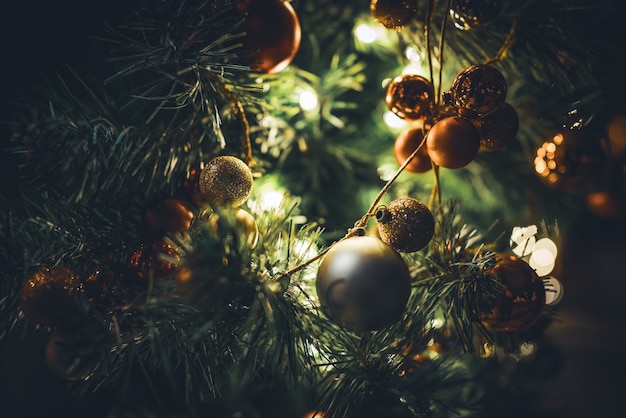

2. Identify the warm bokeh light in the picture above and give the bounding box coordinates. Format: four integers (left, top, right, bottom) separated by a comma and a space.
354, 23, 379, 44
383, 110, 409, 129
529, 237, 558, 276
510, 225, 538, 257
299, 90, 319, 111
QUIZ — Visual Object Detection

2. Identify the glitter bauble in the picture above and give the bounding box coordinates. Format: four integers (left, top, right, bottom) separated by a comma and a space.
450, 0, 504, 30
236, 0, 301, 73
472, 102, 519, 151
375, 197, 434, 252
145, 197, 194, 237
199, 155, 253, 207
45, 330, 97, 381
393, 127, 432, 173
370, 0, 418, 30
426, 116, 480, 169
445, 64, 507, 118
534, 128, 606, 191
481, 253, 545, 333
207, 207, 259, 249
386, 74, 434, 120
316, 236, 411, 332
18, 266, 83, 326
128, 241, 181, 282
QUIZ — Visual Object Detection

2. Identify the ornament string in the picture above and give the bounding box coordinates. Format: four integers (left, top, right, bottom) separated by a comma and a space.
436, 0, 453, 105
425, 0, 435, 87
485, 19, 517, 65
276, 135, 428, 280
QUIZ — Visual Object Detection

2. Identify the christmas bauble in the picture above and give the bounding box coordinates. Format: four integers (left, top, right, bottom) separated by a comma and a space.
199, 155, 254, 207
45, 330, 97, 381
472, 102, 519, 151
481, 253, 545, 333
128, 241, 181, 282
18, 265, 83, 326
385, 74, 434, 121
534, 128, 606, 191
236, 0, 301, 73
393, 127, 432, 173
426, 117, 480, 169
207, 207, 259, 249
375, 197, 434, 252
82, 267, 129, 310
145, 197, 194, 237
370, 0, 418, 30
316, 236, 411, 332
445, 64, 507, 118
450, 0, 503, 30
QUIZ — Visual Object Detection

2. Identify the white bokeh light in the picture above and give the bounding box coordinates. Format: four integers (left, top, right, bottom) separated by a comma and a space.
543, 276, 564, 305
529, 237, 558, 276
354, 23, 379, 44
299, 90, 319, 111
383, 111, 408, 129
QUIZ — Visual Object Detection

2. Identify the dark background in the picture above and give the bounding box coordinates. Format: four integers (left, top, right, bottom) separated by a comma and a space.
1, 1, 625, 417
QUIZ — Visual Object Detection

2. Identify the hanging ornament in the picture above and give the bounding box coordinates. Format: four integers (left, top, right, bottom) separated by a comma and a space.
375, 197, 434, 252
426, 116, 481, 169
450, 0, 504, 30
45, 330, 97, 381
370, 0, 418, 30
236, 0, 301, 73
206, 207, 259, 249
444, 64, 507, 118
82, 267, 129, 311
199, 155, 254, 207
385, 74, 434, 120
145, 197, 194, 237
471, 102, 519, 151
533, 128, 606, 191
480, 253, 546, 333
18, 265, 83, 326
128, 241, 181, 282
316, 235, 411, 332
393, 127, 432, 173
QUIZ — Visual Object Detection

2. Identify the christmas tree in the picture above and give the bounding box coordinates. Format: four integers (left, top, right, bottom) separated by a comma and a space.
1, 0, 625, 417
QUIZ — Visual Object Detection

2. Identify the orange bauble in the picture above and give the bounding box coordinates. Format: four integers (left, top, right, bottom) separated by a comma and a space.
393, 127, 432, 173
426, 117, 480, 169
145, 197, 194, 237
385, 74, 434, 120
236, 0, 301, 73
481, 253, 546, 333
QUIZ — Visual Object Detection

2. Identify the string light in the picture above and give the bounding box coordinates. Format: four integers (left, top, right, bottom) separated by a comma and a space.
354, 23, 380, 44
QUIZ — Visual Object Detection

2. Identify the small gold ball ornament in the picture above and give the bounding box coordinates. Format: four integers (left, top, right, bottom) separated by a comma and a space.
207, 207, 259, 249
375, 197, 435, 252
199, 156, 253, 207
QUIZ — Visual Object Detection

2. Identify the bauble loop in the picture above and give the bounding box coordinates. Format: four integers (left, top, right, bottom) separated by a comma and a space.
316, 236, 411, 332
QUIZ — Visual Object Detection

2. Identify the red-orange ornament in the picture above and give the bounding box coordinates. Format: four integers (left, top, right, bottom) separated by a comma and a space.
426, 117, 480, 169
145, 197, 194, 237
236, 0, 301, 73
481, 253, 546, 333
393, 127, 432, 173
128, 241, 181, 282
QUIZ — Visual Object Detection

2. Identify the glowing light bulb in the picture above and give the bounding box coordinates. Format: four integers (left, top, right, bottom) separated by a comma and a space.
354, 23, 378, 44
259, 189, 284, 211
299, 90, 319, 111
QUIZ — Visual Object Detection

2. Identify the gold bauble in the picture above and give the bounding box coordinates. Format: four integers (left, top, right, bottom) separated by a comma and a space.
199, 156, 253, 207
207, 207, 259, 249
375, 197, 434, 252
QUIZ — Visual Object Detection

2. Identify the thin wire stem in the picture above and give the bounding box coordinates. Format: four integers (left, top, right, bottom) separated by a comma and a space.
436, 0, 453, 104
